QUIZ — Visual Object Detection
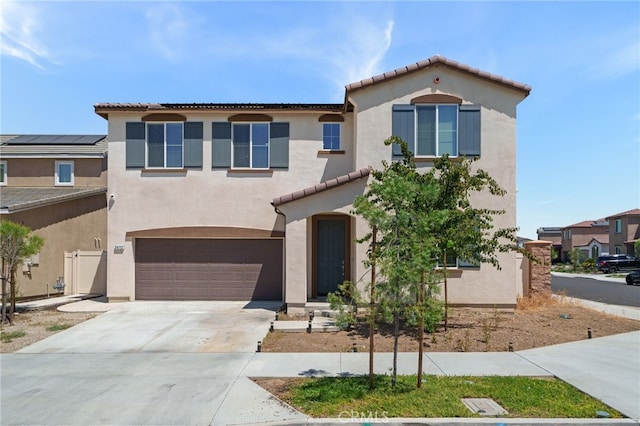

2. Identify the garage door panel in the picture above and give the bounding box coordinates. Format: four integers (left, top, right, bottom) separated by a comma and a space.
136, 284, 175, 300
135, 238, 282, 301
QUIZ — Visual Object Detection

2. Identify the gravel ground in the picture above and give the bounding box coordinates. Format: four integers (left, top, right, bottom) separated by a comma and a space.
262, 297, 640, 353
1, 308, 98, 353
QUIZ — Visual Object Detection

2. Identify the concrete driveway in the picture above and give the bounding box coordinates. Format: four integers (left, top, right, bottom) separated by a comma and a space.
19, 301, 280, 354
1, 301, 307, 425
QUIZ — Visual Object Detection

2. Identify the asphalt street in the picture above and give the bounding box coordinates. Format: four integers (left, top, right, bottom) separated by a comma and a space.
552, 275, 640, 307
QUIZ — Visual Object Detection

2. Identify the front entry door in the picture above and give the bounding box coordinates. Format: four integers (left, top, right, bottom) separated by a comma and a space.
314, 216, 349, 297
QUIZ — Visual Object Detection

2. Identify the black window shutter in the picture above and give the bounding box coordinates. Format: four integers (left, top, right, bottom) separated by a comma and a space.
391, 104, 415, 156
125, 122, 145, 168
270, 122, 289, 169
212, 122, 232, 168
458, 105, 481, 157
184, 122, 203, 168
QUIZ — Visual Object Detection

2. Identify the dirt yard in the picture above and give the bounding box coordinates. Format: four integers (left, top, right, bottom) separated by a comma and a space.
2, 295, 638, 355
0, 308, 97, 353
262, 296, 640, 353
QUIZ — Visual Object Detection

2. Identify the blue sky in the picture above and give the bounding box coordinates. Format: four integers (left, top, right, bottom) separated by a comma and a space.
1, 1, 638, 240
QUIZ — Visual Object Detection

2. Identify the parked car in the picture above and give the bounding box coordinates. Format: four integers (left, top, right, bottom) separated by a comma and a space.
626, 270, 640, 286
596, 254, 640, 273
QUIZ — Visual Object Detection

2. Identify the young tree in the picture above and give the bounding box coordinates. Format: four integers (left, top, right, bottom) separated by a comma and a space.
428, 155, 519, 330
352, 137, 441, 388
1, 221, 44, 323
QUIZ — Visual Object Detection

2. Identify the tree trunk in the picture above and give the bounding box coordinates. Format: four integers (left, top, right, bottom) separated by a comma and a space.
9, 267, 16, 321
443, 252, 449, 332
1, 259, 7, 325
417, 270, 425, 388
392, 309, 400, 388
369, 226, 376, 390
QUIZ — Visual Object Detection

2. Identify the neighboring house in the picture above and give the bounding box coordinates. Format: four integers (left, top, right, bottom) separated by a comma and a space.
574, 236, 609, 262
94, 55, 530, 311
606, 208, 640, 255
517, 236, 532, 248
536, 226, 562, 262
560, 219, 609, 261
0, 135, 108, 298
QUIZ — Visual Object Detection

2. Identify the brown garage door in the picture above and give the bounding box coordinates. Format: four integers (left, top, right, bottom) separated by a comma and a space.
135, 238, 283, 301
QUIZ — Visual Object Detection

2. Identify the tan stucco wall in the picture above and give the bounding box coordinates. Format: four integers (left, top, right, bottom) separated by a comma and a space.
561, 227, 608, 254
276, 180, 368, 307
609, 215, 640, 254
106, 111, 356, 300
2, 194, 107, 298
347, 66, 525, 307
4, 158, 107, 187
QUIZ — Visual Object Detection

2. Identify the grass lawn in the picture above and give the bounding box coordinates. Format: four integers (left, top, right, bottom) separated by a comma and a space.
280, 375, 622, 418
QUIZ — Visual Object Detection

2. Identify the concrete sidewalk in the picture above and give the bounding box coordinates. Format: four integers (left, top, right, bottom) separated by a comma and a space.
244, 331, 640, 422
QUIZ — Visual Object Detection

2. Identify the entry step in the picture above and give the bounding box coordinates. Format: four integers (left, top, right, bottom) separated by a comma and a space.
271, 317, 340, 333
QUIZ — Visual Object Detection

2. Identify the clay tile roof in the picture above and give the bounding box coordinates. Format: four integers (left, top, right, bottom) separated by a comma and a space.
272, 167, 369, 207
94, 103, 345, 119
563, 218, 608, 229
344, 55, 531, 96
606, 208, 640, 220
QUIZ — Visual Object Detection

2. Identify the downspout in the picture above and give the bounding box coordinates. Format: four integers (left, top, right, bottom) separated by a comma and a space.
271, 203, 287, 312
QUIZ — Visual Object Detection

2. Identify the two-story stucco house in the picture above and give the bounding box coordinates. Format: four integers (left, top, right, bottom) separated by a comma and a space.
95, 55, 530, 312
0, 135, 108, 298
560, 219, 609, 261
606, 209, 640, 255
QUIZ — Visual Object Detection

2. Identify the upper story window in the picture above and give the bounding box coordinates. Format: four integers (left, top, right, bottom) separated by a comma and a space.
232, 123, 269, 169
212, 122, 289, 170
55, 161, 74, 186
322, 123, 341, 150
416, 105, 458, 156
147, 122, 183, 168
125, 121, 203, 170
615, 219, 622, 233
392, 103, 480, 158
0, 161, 6, 185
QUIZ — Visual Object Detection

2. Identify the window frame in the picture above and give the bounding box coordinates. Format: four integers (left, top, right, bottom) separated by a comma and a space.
615, 219, 622, 234
146, 122, 184, 169
231, 122, 271, 169
55, 161, 74, 186
322, 123, 341, 150
414, 104, 459, 157
0, 160, 6, 186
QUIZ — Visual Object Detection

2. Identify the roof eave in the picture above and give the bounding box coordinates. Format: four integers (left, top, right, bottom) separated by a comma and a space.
345, 55, 531, 98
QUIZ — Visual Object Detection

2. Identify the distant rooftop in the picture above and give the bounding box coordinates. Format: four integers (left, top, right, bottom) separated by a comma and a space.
2, 135, 105, 145
0, 187, 107, 214
606, 208, 640, 219
0, 135, 107, 157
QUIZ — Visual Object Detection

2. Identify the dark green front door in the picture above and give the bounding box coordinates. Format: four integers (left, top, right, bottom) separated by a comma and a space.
316, 219, 346, 296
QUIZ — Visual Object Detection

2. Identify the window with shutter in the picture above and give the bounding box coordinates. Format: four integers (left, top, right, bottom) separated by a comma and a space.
213, 121, 289, 170
391, 103, 480, 158
126, 121, 203, 169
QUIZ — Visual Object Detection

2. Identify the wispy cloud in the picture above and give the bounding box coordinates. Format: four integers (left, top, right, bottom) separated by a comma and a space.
335, 19, 395, 85
193, 9, 395, 100
0, 0, 51, 69
582, 27, 640, 80
145, 3, 189, 62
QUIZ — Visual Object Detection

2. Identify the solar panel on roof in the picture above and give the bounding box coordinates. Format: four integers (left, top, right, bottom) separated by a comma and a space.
4, 135, 105, 145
